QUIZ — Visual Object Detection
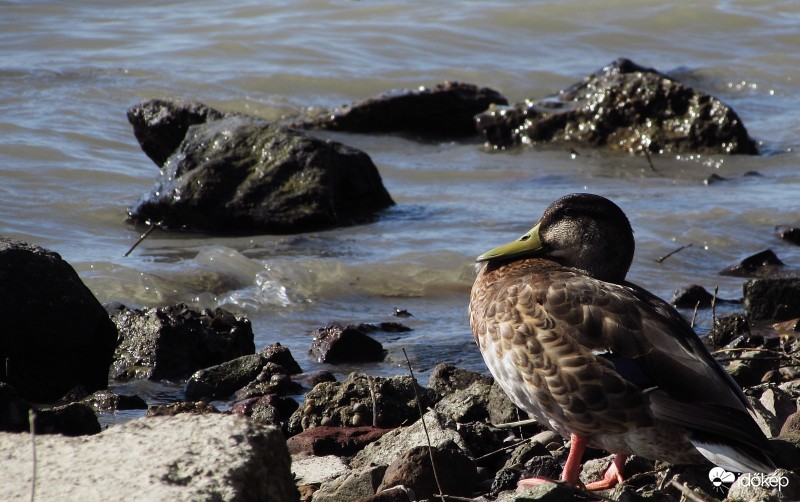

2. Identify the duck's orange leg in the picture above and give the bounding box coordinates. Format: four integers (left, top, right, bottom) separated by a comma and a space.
585, 453, 627, 491
517, 434, 626, 491
517, 433, 588, 489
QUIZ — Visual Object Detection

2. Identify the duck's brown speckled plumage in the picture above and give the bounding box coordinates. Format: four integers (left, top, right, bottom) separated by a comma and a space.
469, 193, 774, 487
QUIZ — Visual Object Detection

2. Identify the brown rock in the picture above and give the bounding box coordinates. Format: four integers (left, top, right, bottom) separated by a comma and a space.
286, 426, 391, 456
377, 445, 477, 499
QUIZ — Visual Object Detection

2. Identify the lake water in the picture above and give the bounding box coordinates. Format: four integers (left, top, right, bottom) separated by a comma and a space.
2, 0, 800, 411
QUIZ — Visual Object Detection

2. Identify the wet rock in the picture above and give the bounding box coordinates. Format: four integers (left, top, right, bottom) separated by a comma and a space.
128, 115, 395, 234
428, 363, 492, 395
377, 445, 477, 499
229, 394, 299, 430
111, 303, 255, 381
286, 372, 439, 433
350, 410, 469, 469
299, 81, 508, 137
710, 313, 750, 347
234, 362, 304, 400
671, 284, 716, 308
81, 390, 148, 412
33, 402, 102, 436
744, 278, 800, 322
720, 249, 789, 278
286, 425, 390, 456
311, 465, 387, 502
1, 414, 299, 501
0, 238, 118, 402
260, 342, 303, 374
727, 469, 800, 502
309, 323, 386, 364
775, 225, 800, 246
184, 353, 266, 401
291, 370, 337, 390
127, 99, 226, 167
475, 58, 758, 155
146, 401, 220, 417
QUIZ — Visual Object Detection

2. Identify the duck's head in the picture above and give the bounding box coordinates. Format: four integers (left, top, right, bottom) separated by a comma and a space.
477, 193, 635, 283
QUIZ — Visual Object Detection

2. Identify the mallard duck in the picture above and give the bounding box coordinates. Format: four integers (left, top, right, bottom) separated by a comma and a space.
469, 193, 775, 490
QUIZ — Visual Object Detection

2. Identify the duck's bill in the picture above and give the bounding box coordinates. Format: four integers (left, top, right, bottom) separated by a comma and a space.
476, 222, 543, 262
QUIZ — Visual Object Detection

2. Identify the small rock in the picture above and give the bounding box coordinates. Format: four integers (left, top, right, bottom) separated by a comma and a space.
780, 411, 800, 438
286, 373, 438, 433
310, 323, 386, 363
721, 249, 788, 278
291, 370, 337, 390
744, 278, 800, 322
290, 454, 349, 487
361, 485, 415, 502
259, 342, 303, 374
497, 481, 576, 501
146, 401, 219, 417
184, 353, 266, 401
312, 465, 387, 502
33, 402, 101, 436
81, 390, 148, 412
710, 314, 750, 347
427, 363, 492, 395
111, 303, 255, 382
350, 410, 469, 469
377, 445, 477, 499
775, 225, 800, 246
671, 284, 716, 308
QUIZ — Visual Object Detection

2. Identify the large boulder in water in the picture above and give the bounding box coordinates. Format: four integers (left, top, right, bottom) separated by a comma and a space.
475, 58, 758, 155
127, 107, 395, 234
0, 238, 117, 402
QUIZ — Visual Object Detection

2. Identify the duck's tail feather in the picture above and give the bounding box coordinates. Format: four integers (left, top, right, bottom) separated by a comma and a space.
690, 436, 776, 474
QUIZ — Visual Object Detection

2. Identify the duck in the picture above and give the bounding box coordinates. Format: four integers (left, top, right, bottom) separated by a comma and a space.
469, 193, 775, 490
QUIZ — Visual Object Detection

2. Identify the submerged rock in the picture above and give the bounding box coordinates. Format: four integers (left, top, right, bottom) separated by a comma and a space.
111, 303, 255, 381
298, 81, 508, 137
720, 249, 791, 278
475, 57, 758, 155
0, 238, 117, 402
81, 390, 148, 413
128, 114, 395, 234
776, 225, 800, 246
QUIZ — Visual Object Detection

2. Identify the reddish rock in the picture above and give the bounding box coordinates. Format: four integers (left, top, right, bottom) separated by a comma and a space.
287, 426, 392, 457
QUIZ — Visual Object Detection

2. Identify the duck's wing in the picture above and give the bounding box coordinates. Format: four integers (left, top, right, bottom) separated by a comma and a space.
552, 274, 775, 472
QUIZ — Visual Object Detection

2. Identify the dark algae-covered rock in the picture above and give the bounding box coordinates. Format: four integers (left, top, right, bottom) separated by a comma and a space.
299, 81, 508, 137
744, 277, 800, 322
111, 303, 255, 381
127, 99, 226, 167
310, 323, 387, 363
475, 58, 758, 155
0, 238, 117, 402
128, 114, 394, 234
720, 248, 790, 278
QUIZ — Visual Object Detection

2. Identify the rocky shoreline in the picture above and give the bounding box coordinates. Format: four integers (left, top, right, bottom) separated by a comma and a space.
2, 58, 800, 501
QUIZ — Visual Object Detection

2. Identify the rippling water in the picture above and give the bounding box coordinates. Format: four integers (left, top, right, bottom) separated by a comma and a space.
2, 1, 800, 409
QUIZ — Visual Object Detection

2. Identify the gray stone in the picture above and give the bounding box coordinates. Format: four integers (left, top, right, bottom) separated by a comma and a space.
727, 469, 800, 502
311, 465, 387, 502
0, 414, 298, 501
